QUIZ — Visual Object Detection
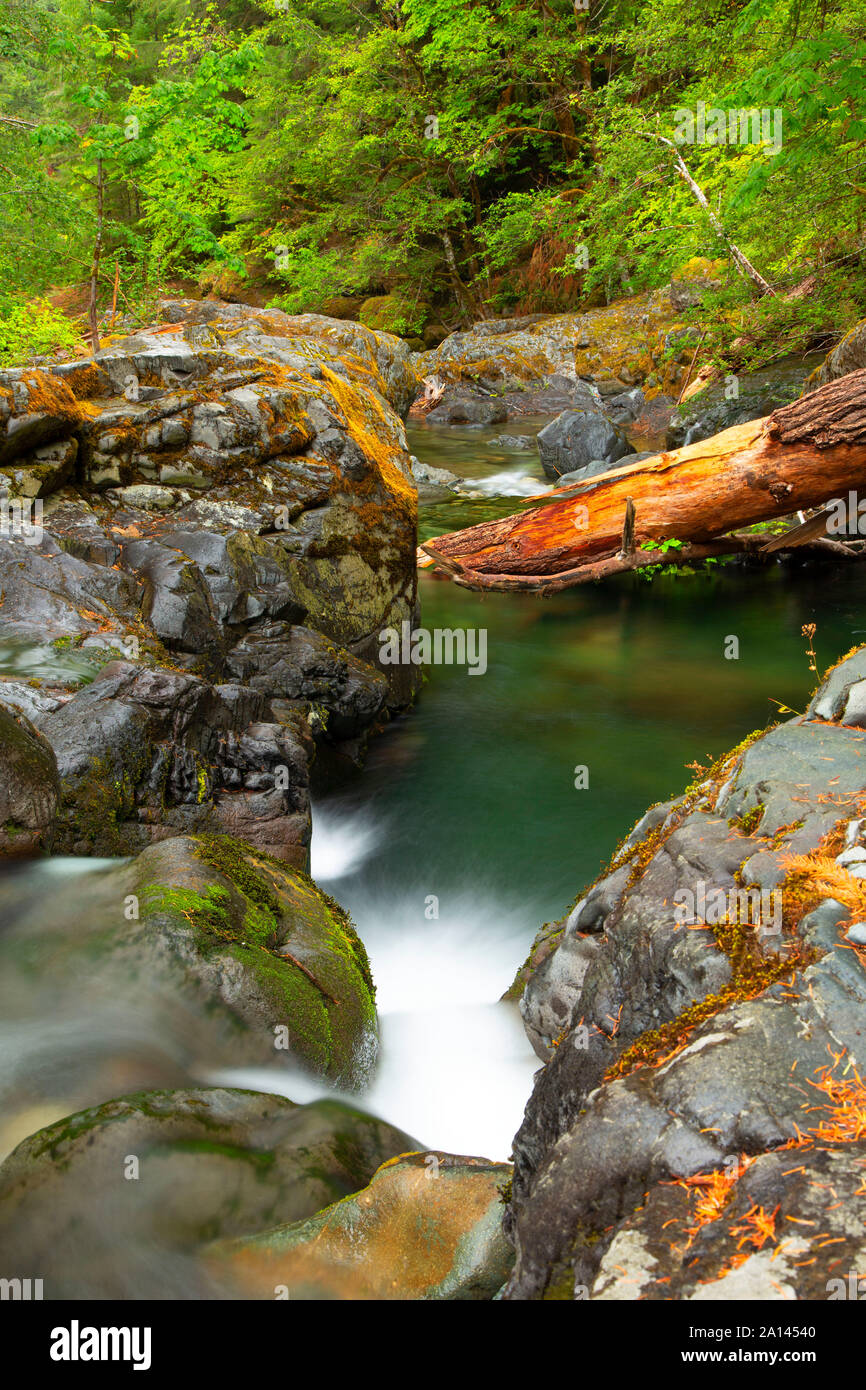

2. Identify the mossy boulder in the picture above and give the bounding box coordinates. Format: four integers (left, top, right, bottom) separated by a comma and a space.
0, 703, 60, 857
417, 287, 686, 400
806, 316, 866, 391
0, 368, 84, 463
318, 296, 363, 321
206, 1151, 514, 1300
0, 834, 378, 1101
0, 1087, 419, 1298
358, 294, 428, 338
668, 256, 725, 311
135, 834, 378, 1086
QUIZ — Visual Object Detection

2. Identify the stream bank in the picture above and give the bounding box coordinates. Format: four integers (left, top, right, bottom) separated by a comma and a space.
2, 291, 866, 1298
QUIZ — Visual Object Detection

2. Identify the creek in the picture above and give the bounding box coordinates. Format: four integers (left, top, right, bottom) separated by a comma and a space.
3, 415, 866, 1162
215, 417, 866, 1156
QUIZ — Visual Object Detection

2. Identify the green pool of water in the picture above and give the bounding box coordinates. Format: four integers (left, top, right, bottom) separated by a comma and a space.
328, 422, 866, 938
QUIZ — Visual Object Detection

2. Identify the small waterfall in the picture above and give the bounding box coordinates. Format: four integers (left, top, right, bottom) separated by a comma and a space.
208, 803, 540, 1159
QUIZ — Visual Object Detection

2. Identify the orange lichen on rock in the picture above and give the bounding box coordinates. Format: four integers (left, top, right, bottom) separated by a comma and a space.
319, 364, 414, 509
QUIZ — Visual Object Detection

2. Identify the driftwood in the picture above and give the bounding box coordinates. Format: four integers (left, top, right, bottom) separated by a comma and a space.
420, 368, 866, 591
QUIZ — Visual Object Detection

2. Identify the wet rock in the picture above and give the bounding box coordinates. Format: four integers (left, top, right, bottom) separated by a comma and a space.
487, 434, 535, 450
36, 661, 313, 861
0, 370, 83, 464
590, 1142, 866, 1301
206, 1151, 513, 1300
226, 624, 387, 742
120, 537, 225, 659
0, 513, 401, 859
426, 391, 508, 426
0, 533, 142, 646
0, 1088, 418, 1298
666, 357, 813, 449
806, 647, 866, 723
0, 704, 60, 857
602, 388, 645, 426
411, 457, 461, 501
0, 436, 78, 499
553, 451, 657, 488
537, 407, 631, 480
1, 299, 420, 710
504, 646, 866, 1300
806, 318, 866, 391
0, 833, 378, 1092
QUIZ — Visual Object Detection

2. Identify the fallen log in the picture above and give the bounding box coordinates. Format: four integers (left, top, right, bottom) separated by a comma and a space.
420, 368, 866, 589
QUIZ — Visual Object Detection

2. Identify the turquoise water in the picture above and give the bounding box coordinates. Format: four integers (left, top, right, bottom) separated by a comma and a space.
299, 429, 866, 1152
320, 556, 859, 931
4, 427, 866, 1157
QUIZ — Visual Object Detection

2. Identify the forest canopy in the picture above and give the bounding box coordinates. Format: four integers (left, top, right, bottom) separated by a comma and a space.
1, 0, 864, 363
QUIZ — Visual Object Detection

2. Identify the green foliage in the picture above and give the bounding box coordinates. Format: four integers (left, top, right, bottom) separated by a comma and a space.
0, 299, 80, 366
0, 0, 862, 346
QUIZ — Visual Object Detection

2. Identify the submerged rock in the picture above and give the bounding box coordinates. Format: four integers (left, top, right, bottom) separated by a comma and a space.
0, 1088, 418, 1298
410, 456, 461, 502
206, 1150, 514, 1300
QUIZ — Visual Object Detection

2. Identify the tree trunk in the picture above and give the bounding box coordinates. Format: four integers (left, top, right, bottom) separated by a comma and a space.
440, 231, 483, 323
89, 158, 104, 356
657, 137, 775, 298
421, 369, 866, 589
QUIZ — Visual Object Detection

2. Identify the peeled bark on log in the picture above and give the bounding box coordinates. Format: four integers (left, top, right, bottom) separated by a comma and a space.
421, 368, 866, 588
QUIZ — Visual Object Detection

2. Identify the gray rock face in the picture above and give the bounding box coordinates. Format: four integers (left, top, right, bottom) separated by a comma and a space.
666, 357, 813, 449
0, 704, 60, 857
426, 391, 508, 425
553, 452, 655, 487
505, 647, 866, 1300
410, 456, 461, 501
590, 1140, 866, 1301
806, 318, 866, 391
0, 299, 425, 860
536, 407, 632, 480
0, 297, 419, 696
35, 660, 313, 861
487, 434, 535, 450
0, 1088, 418, 1298
226, 624, 387, 742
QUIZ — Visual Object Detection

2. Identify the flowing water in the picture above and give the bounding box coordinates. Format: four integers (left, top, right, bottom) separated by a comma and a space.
215, 421, 866, 1157
5, 418, 866, 1162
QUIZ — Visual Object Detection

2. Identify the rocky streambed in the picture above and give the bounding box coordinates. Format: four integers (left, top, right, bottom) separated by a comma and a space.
2, 283, 866, 1300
